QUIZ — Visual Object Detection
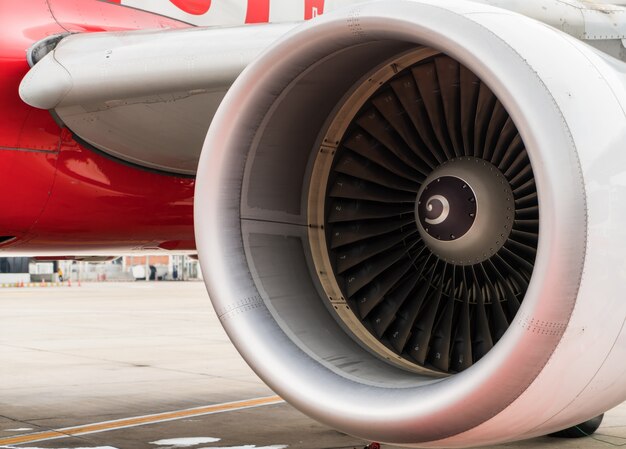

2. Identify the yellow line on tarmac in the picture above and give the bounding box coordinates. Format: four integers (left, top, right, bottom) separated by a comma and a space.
0, 395, 284, 446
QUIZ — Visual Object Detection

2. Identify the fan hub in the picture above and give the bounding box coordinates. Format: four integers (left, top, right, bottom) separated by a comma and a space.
417, 176, 477, 241
416, 157, 514, 265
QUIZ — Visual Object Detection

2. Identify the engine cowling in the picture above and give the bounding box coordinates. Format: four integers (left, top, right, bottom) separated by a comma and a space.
195, 0, 626, 446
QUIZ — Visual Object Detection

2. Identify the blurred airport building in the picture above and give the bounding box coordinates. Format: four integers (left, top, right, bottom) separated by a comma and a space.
0, 255, 201, 284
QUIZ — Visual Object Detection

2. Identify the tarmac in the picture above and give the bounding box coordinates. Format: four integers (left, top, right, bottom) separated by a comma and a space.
1, 282, 626, 449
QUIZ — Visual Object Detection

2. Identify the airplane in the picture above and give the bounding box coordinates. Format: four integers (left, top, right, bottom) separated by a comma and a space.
3, 0, 626, 446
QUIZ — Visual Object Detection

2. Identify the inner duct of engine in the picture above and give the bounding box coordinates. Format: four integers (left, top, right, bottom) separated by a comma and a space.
309, 50, 539, 375
241, 43, 539, 382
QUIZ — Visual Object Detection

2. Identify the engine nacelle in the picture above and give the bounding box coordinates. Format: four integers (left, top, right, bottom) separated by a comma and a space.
195, 1, 626, 446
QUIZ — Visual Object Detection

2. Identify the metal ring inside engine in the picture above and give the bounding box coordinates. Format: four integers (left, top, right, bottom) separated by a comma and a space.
308, 48, 538, 375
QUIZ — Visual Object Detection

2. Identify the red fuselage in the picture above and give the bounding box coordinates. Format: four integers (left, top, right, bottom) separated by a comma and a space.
0, 0, 196, 254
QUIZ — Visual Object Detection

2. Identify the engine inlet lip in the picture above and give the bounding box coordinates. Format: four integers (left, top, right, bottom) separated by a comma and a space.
196, 0, 587, 444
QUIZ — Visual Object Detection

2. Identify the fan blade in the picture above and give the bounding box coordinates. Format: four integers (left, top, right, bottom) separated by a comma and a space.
514, 192, 538, 210
509, 228, 539, 247
497, 134, 524, 172
513, 219, 539, 233
473, 82, 497, 158
516, 205, 540, 220
343, 132, 420, 181
330, 216, 416, 249
435, 56, 463, 158
372, 91, 437, 170
356, 109, 430, 175
503, 239, 537, 263
459, 64, 480, 156
390, 74, 446, 165
428, 294, 455, 372
492, 253, 530, 292
356, 257, 415, 319
470, 267, 493, 361
508, 160, 534, 188
485, 258, 522, 320
336, 229, 417, 274
345, 246, 413, 297
327, 199, 413, 223
334, 151, 421, 192
450, 283, 473, 372
480, 263, 509, 342
491, 119, 519, 166
370, 272, 420, 337
483, 100, 509, 161
408, 271, 445, 365
329, 174, 416, 203
513, 178, 537, 198
412, 62, 454, 159
388, 279, 431, 354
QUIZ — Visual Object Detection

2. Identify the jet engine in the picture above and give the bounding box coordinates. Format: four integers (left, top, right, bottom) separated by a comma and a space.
195, 0, 626, 446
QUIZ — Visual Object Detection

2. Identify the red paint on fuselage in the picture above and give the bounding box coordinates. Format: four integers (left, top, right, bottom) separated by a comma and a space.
0, 0, 196, 254
304, 0, 325, 19
245, 0, 270, 23
170, 0, 212, 15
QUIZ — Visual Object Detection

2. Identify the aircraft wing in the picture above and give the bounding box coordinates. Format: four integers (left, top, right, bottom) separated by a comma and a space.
20, 23, 296, 175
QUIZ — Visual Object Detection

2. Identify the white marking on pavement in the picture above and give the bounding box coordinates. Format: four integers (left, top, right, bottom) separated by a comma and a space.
1, 446, 119, 449
199, 446, 288, 449
151, 437, 221, 446
0, 396, 284, 447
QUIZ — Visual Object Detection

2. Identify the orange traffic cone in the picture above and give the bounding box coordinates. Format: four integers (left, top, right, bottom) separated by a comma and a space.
67, 279, 72, 287
19, 281, 24, 288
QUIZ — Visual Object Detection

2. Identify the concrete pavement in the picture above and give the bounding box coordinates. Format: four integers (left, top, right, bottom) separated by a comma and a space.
0, 282, 625, 449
